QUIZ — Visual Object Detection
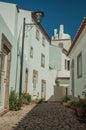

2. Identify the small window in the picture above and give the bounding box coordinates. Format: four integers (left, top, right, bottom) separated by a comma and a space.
36, 29, 40, 40
41, 80, 46, 99
42, 36, 45, 46
77, 52, 82, 78
41, 53, 45, 68
58, 43, 63, 48
65, 59, 70, 70
30, 47, 33, 58
67, 60, 70, 70
33, 70, 38, 84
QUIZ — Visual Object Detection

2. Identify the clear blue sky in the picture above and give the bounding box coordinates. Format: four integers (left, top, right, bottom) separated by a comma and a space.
0, 0, 86, 40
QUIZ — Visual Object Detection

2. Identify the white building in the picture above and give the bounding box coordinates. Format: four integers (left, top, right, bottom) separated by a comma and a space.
0, 2, 56, 111
67, 17, 86, 98
17, 9, 52, 100
50, 25, 71, 99
0, 1, 72, 111
0, 2, 18, 110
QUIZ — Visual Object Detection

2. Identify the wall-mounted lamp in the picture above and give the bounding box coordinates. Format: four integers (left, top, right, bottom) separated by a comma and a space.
19, 11, 44, 97
34, 11, 44, 23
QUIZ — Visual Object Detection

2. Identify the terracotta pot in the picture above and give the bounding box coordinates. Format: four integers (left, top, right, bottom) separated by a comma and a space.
76, 107, 86, 117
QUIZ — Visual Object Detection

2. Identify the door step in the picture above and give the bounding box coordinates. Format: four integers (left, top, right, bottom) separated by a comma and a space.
0, 109, 8, 116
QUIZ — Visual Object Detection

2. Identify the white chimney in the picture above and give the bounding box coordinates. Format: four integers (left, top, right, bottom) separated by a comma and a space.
60, 25, 64, 33
59, 25, 64, 39
54, 29, 58, 39
51, 36, 54, 40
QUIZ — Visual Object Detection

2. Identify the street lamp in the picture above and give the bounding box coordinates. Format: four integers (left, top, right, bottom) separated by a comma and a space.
19, 11, 44, 97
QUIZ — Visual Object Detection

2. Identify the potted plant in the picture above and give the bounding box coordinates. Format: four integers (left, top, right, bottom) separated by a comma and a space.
55, 77, 59, 86
75, 99, 86, 117
20, 92, 31, 106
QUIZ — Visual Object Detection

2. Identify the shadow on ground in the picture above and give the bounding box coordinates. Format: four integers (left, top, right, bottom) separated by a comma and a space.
13, 104, 39, 130
13, 102, 86, 130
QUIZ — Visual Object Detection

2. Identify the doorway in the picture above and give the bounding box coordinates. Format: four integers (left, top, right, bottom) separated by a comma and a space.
41, 80, 46, 100
24, 68, 28, 93
1, 34, 12, 109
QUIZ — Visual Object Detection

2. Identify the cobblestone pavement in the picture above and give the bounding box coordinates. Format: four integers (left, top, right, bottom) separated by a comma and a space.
14, 102, 86, 130
0, 103, 36, 130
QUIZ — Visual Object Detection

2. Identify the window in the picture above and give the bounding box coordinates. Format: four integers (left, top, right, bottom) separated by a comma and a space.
41, 53, 45, 68
36, 29, 40, 40
30, 47, 33, 58
77, 52, 82, 78
33, 70, 38, 96
67, 60, 70, 70
41, 80, 46, 99
65, 59, 70, 70
33, 70, 38, 90
24, 68, 28, 93
58, 43, 63, 48
42, 36, 45, 46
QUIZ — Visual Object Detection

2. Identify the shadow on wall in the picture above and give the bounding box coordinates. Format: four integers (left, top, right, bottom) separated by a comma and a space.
48, 85, 67, 101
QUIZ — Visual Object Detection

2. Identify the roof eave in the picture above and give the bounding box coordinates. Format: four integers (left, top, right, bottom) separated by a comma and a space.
32, 12, 51, 42
67, 17, 86, 56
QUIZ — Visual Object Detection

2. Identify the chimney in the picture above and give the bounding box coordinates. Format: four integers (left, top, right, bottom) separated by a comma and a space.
59, 25, 64, 39
54, 29, 58, 39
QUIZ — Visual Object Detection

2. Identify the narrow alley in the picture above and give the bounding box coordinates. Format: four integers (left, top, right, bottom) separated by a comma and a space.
13, 102, 86, 130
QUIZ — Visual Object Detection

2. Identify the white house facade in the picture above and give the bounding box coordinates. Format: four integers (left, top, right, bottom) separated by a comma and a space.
0, 1, 73, 111
67, 17, 86, 98
0, 2, 18, 110
17, 9, 53, 100
0, 1, 57, 111
51, 25, 71, 98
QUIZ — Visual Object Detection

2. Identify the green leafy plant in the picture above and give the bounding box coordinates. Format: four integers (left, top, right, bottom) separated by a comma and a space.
9, 90, 21, 111
20, 92, 31, 105
37, 98, 44, 104
82, 90, 86, 99
55, 77, 59, 86
75, 99, 86, 108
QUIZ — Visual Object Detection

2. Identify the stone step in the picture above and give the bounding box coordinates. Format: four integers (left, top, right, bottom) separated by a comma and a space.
0, 109, 8, 116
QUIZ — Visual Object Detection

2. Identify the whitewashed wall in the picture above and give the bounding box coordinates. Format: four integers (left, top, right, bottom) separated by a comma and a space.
0, 13, 17, 108
51, 39, 71, 79
69, 26, 86, 98
18, 9, 55, 100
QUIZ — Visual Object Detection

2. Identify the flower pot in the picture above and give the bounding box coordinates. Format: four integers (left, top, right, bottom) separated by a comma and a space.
76, 107, 86, 117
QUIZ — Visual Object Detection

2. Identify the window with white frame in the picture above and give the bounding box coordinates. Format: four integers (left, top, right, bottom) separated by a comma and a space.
41, 53, 45, 68
33, 70, 38, 89
36, 29, 40, 40
77, 52, 82, 78
30, 46, 33, 58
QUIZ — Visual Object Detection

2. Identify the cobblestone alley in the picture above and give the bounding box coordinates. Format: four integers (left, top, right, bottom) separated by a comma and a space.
14, 102, 86, 130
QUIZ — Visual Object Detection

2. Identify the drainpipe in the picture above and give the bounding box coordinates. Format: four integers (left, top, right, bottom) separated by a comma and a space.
19, 18, 25, 97
15, 27, 22, 92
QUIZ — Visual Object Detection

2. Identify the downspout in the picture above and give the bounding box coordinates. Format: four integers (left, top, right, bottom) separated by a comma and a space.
15, 26, 22, 91
19, 18, 26, 97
